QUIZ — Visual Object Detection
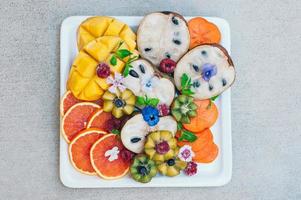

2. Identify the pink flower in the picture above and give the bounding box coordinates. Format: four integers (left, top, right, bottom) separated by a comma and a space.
184, 161, 198, 176
178, 145, 195, 162
106, 73, 126, 94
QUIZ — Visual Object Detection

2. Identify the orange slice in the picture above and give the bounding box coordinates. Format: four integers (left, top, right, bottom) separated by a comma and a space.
60, 91, 81, 116
69, 129, 106, 175
61, 102, 100, 143
90, 134, 130, 179
87, 109, 113, 131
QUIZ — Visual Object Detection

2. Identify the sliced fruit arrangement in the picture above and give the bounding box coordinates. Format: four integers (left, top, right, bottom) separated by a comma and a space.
123, 59, 175, 106
130, 155, 157, 183
121, 114, 177, 154
188, 17, 221, 49
174, 44, 235, 100
67, 36, 134, 101
137, 12, 190, 67
61, 13, 236, 183
77, 16, 136, 51
69, 129, 106, 175
61, 102, 100, 143
90, 134, 131, 179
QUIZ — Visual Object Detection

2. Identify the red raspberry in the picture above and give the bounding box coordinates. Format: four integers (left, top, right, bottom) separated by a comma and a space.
155, 141, 170, 154
96, 62, 110, 78
159, 58, 176, 74
120, 148, 135, 162
158, 104, 170, 116
184, 161, 198, 176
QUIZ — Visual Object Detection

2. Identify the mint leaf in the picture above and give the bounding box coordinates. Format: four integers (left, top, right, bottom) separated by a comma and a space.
111, 129, 120, 135
177, 122, 183, 130
180, 73, 194, 96
136, 96, 146, 106
178, 130, 197, 142
110, 55, 117, 66
123, 64, 131, 77
211, 95, 219, 101
148, 98, 159, 107
116, 49, 132, 59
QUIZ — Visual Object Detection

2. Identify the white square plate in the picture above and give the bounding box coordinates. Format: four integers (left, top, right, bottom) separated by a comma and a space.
60, 16, 232, 188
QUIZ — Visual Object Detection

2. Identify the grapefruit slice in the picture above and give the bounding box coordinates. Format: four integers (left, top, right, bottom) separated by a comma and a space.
61, 102, 100, 143
87, 109, 113, 131
193, 142, 219, 163
60, 91, 81, 116
60, 90, 104, 116
90, 134, 130, 179
69, 128, 106, 175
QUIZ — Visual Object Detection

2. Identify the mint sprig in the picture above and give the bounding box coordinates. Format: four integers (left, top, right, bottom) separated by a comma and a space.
177, 122, 197, 142
181, 73, 195, 96
136, 95, 159, 107
111, 129, 120, 135
110, 49, 133, 66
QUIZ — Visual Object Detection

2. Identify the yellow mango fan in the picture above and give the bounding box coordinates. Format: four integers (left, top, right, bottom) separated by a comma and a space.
77, 16, 136, 51
67, 36, 133, 101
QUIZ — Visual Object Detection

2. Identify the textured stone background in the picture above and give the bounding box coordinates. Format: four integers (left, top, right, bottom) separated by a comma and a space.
0, 0, 300, 199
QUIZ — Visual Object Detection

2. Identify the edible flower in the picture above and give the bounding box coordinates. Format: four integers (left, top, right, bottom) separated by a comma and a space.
104, 146, 120, 162
202, 63, 217, 81
178, 145, 195, 162
141, 106, 160, 126
106, 72, 126, 94
141, 76, 159, 93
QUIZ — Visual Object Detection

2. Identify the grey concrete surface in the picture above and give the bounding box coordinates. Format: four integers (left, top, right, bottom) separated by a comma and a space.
0, 0, 301, 199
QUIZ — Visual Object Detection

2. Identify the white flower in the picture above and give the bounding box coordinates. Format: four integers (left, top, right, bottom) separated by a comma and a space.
106, 72, 126, 94
178, 145, 195, 162
104, 146, 120, 162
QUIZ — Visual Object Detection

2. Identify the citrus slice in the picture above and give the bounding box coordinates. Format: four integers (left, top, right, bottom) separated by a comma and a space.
90, 134, 130, 179
193, 142, 219, 163
61, 102, 100, 143
60, 91, 81, 116
69, 128, 106, 175
87, 109, 113, 131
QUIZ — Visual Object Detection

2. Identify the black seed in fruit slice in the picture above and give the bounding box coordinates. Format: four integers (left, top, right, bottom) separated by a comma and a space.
129, 70, 139, 78
139, 64, 145, 74
192, 64, 199, 72
171, 16, 179, 25
131, 137, 141, 143
222, 78, 227, 86
173, 39, 181, 45
193, 80, 200, 88
201, 50, 207, 56
165, 52, 171, 58
144, 48, 152, 52
209, 84, 214, 91
167, 159, 176, 166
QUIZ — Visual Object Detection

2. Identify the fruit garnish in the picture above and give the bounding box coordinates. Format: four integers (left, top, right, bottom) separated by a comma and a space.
157, 104, 170, 116
96, 62, 111, 78
136, 95, 159, 107
102, 88, 136, 118
156, 157, 187, 177
90, 134, 130, 179
130, 155, 157, 183
184, 161, 198, 176
106, 72, 126, 94
69, 129, 105, 175
159, 58, 176, 73
178, 145, 195, 162
171, 95, 197, 124
120, 148, 135, 162
141, 106, 160, 126
61, 102, 100, 143
144, 131, 177, 162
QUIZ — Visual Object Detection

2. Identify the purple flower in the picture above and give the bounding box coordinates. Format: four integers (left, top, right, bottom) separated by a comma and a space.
202, 63, 217, 81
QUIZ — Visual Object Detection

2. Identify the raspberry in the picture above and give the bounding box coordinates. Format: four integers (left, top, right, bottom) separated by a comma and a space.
159, 58, 176, 74
155, 141, 170, 154
96, 62, 110, 78
184, 161, 198, 176
120, 148, 135, 162
158, 104, 170, 116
